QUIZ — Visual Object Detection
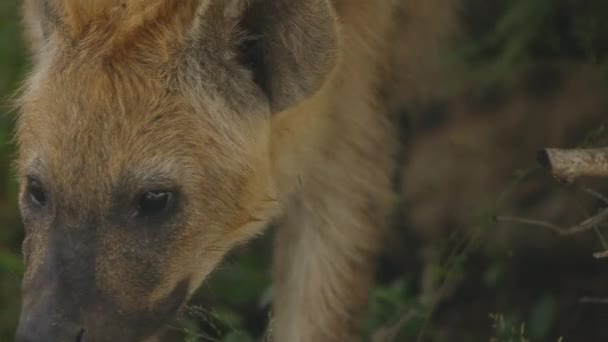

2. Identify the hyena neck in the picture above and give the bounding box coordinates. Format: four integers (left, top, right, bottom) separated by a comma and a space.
266, 3, 399, 340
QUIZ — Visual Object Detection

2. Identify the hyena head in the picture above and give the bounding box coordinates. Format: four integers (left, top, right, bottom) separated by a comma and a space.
15, 0, 338, 341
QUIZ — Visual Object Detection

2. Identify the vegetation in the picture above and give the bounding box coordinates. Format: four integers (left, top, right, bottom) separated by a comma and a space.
0, 1, 28, 339
2, 0, 608, 340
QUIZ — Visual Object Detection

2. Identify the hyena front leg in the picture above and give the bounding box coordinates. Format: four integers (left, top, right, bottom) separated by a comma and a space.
272, 172, 394, 341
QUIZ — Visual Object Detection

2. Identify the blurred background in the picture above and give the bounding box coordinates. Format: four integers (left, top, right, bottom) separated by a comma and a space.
2, 0, 608, 341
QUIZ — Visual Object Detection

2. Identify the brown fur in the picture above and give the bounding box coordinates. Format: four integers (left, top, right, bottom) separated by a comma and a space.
15, 0, 459, 341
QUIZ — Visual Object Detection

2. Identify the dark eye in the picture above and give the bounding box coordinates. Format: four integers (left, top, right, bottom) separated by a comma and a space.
137, 191, 173, 217
28, 179, 47, 207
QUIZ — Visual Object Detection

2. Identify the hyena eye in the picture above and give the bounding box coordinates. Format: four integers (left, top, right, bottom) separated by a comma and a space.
137, 191, 173, 217
27, 179, 47, 207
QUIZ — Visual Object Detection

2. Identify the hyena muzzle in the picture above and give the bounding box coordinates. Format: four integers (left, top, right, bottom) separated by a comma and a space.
14, 0, 457, 341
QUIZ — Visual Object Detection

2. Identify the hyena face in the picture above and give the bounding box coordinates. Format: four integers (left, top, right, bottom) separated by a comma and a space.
16, 0, 338, 341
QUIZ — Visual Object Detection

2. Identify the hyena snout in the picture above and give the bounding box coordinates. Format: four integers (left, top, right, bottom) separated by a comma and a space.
17, 262, 187, 342
17, 230, 95, 342
16, 311, 84, 342
16, 273, 86, 342
16, 221, 186, 342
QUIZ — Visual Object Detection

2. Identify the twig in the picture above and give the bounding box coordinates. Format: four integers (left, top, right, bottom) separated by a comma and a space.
537, 148, 608, 182
373, 310, 420, 342
579, 184, 608, 205
495, 216, 565, 234
496, 207, 608, 236
579, 297, 608, 304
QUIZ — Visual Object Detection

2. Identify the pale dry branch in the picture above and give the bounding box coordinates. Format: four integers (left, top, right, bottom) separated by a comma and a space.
593, 250, 608, 259
538, 148, 608, 182
499, 148, 608, 257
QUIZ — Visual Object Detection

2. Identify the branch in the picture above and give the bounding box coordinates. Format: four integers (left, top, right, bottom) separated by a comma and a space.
593, 250, 608, 259
537, 148, 608, 182
526, 147, 608, 259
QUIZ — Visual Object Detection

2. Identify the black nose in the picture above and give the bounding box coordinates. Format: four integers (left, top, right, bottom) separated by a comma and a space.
15, 318, 85, 342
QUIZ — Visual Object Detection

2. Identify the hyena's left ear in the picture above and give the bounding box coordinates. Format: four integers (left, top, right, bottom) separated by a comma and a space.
22, 0, 56, 60
201, 0, 340, 113
243, 0, 339, 112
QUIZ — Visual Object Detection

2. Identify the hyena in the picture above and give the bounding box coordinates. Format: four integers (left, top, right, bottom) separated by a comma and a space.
15, 0, 459, 341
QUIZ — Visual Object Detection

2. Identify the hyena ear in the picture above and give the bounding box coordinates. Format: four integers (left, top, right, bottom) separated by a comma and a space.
21, 0, 200, 60
22, 0, 56, 59
203, 0, 340, 113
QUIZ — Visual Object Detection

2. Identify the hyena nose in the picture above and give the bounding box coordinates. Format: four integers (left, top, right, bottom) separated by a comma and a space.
15, 319, 85, 342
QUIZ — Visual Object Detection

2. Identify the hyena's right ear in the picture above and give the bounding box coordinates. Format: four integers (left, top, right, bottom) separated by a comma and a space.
197, 0, 340, 113
21, 0, 200, 61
